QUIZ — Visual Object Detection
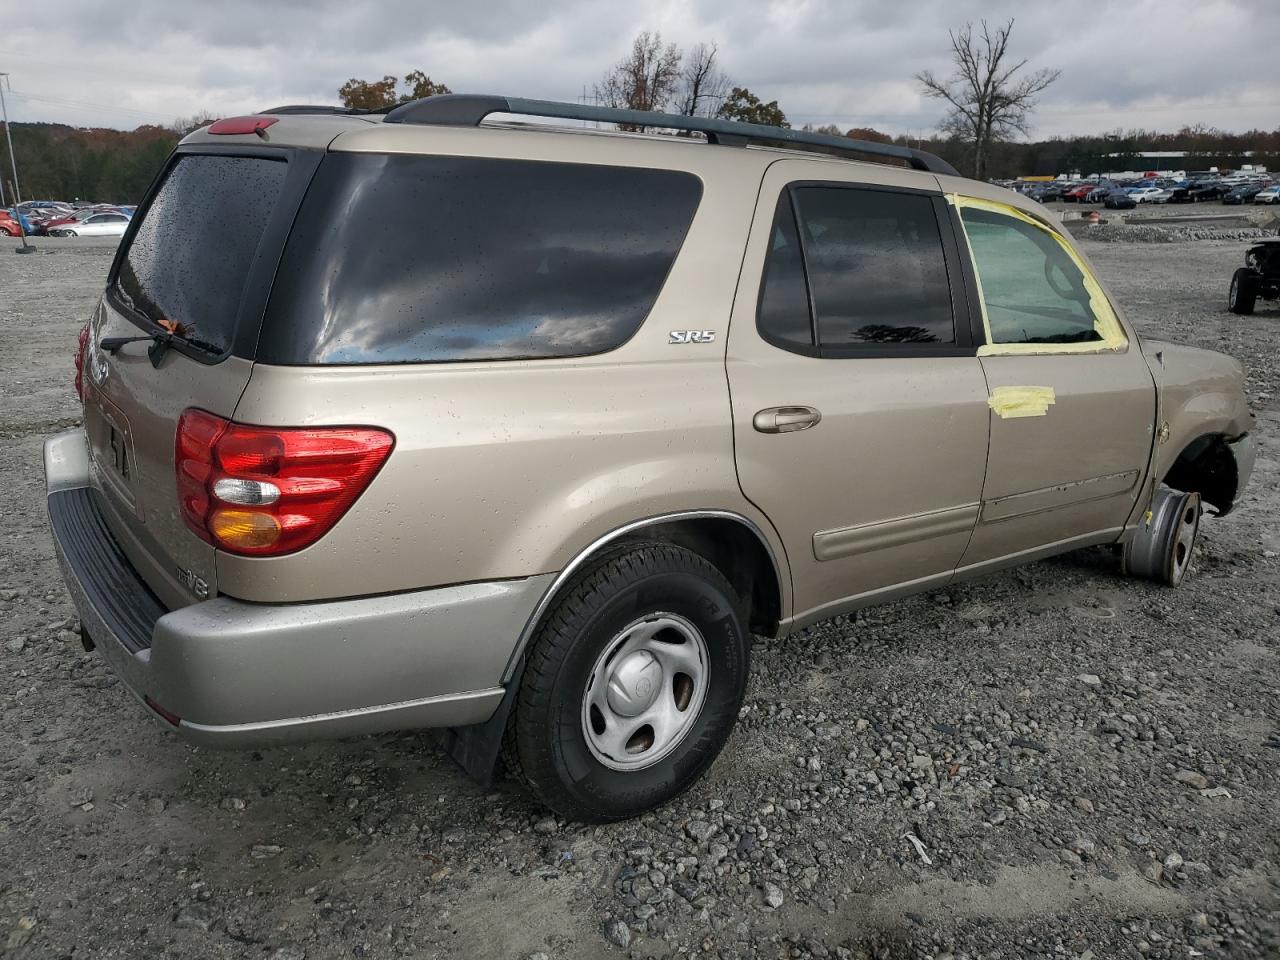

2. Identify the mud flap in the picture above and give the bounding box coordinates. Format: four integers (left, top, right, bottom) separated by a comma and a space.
439, 657, 524, 788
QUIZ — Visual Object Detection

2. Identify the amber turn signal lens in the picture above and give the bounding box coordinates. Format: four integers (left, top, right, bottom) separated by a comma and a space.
208, 509, 282, 549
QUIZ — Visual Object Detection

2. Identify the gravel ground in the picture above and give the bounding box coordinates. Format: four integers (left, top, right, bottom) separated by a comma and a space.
1, 234, 1278, 960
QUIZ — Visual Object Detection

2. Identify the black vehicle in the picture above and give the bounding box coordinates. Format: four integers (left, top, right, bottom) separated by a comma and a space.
1030, 184, 1064, 202
1223, 185, 1263, 205
1104, 190, 1137, 210
1187, 182, 1226, 202
1229, 239, 1280, 314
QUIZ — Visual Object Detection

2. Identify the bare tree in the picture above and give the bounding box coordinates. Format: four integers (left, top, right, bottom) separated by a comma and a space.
169, 111, 219, 135
595, 31, 683, 129
677, 42, 730, 118
915, 19, 1059, 179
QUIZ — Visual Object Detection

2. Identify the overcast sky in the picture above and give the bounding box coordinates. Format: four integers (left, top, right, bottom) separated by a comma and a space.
1, 0, 1275, 137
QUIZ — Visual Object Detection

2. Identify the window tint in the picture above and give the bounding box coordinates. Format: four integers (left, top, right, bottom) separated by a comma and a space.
960, 207, 1103, 344
258, 154, 702, 364
756, 194, 814, 350
115, 155, 287, 354
793, 187, 954, 346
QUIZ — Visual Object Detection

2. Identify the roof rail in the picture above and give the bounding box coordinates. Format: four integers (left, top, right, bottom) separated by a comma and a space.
381, 94, 960, 177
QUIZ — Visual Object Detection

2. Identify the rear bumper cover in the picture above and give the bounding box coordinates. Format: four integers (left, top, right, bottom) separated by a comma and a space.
43, 428, 551, 748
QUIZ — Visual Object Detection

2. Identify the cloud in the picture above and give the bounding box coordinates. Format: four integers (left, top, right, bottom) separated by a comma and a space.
3, 0, 1275, 136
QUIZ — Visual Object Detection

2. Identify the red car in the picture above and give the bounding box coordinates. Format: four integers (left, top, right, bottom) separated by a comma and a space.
0, 209, 22, 236
1063, 184, 1096, 203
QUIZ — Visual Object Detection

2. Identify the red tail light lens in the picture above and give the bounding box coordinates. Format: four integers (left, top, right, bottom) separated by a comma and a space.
175, 409, 394, 556
74, 323, 90, 401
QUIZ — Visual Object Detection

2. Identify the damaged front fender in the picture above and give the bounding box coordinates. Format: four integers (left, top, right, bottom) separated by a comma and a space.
1164, 432, 1255, 516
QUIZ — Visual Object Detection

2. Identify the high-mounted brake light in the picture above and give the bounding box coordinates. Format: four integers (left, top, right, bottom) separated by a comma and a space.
175, 409, 394, 556
74, 323, 90, 402
207, 116, 278, 137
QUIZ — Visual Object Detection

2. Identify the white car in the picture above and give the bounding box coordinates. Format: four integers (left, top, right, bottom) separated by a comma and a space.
49, 212, 130, 238
1129, 187, 1164, 203
1255, 185, 1280, 205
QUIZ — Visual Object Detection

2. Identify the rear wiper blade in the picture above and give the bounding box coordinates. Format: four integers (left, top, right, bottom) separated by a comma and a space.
100, 329, 219, 368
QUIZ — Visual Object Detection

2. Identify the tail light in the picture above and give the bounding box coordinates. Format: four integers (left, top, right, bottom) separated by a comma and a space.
175, 409, 394, 557
73, 323, 90, 401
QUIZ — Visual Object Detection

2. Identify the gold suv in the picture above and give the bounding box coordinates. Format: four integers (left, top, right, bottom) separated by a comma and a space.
44, 95, 1255, 821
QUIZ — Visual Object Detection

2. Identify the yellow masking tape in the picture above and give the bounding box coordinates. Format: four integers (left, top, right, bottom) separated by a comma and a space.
949, 195, 1128, 357
988, 385, 1057, 419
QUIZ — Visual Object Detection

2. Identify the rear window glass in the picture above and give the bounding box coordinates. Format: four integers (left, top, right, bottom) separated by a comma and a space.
115, 155, 287, 354
258, 153, 702, 364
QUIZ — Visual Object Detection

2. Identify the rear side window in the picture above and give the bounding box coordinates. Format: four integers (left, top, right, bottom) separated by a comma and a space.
115, 155, 288, 354
756, 194, 813, 352
794, 187, 954, 345
756, 185, 956, 352
258, 154, 702, 364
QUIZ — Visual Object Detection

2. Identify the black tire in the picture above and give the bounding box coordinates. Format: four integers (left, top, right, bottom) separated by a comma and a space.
1229, 268, 1257, 315
511, 541, 749, 822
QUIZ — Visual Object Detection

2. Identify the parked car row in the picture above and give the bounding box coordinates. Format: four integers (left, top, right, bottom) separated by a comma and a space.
0, 199, 136, 238
1009, 175, 1278, 208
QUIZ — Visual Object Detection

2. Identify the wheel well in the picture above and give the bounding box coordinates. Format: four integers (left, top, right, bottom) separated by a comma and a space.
620, 517, 783, 637
1163, 433, 1239, 516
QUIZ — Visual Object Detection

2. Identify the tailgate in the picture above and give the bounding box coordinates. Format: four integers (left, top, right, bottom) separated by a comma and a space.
83, 146, 317, 609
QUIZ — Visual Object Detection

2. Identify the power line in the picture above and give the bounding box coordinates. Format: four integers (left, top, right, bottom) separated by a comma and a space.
6, 89, 176, 122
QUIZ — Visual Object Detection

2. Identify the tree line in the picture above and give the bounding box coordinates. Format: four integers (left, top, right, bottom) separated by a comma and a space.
5, 22, 1279, 204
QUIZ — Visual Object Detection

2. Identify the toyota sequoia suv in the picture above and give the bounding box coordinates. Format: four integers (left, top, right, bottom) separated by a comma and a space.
44, 95, 1255, 821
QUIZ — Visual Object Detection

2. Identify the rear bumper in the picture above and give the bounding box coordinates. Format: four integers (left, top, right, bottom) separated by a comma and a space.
43, 428, 552, 748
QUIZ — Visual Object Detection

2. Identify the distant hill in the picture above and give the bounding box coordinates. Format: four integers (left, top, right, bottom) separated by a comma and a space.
1, 121, 179, 205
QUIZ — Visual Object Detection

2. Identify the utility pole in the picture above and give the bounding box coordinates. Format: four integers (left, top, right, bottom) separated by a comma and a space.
0, 72, 34, 252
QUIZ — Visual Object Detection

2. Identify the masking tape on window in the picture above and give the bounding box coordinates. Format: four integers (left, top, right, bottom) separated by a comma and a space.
988, 385, 1057, 419
948, 195, 1128, 356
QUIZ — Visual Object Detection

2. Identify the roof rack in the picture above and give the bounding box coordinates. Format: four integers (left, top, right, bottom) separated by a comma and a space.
259, 104, 391, 116
380, 94, 960, 177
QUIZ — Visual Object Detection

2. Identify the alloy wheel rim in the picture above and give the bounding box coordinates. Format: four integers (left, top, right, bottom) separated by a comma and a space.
581, 612, 709, 771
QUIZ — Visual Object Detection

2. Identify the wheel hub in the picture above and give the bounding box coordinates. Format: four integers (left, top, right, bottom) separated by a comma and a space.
605, 649, 663, 717
581, 613, 710, 772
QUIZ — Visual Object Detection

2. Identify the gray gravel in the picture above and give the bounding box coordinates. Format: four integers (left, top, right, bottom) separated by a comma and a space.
1, 235, 1278, 959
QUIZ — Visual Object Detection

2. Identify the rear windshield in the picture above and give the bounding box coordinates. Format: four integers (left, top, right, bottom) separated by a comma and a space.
115, 154, 288, 354
257, 153, 702, 364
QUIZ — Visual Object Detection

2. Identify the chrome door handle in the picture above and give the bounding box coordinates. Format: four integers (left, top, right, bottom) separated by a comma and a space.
753, 406, 822, 434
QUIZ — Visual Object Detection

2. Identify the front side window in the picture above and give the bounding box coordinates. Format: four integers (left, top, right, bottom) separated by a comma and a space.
259, 154, 702, 364
958, 201, 1127, 351
755, 185, 956, 352
115, 154, 288, 355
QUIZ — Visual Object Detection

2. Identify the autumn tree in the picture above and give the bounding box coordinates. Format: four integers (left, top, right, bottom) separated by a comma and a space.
716, 87, 788, 128
915, 19, 1058, 179
845, 127, 892, 143
338, 72, 451, 110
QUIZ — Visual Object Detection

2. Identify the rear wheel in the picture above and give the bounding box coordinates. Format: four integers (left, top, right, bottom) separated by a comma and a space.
1122, 487, 1201, 587
1229, 268, 1257, 314
510, 541, 749, 822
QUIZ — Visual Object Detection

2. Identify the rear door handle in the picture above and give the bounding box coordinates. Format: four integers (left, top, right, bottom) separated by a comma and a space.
753, 405, 822, 434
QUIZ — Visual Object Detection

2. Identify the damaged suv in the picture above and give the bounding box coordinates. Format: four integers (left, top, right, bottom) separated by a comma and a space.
45, 95, 1255, 821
